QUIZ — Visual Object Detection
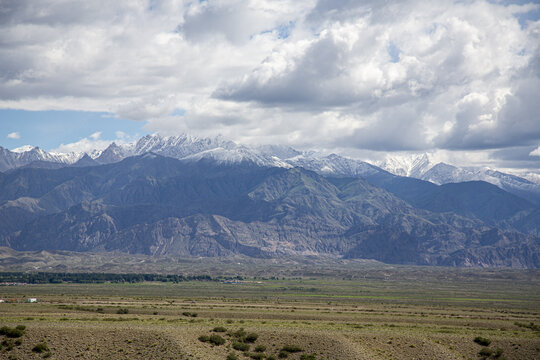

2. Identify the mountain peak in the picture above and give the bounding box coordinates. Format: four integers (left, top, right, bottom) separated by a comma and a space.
72, 153, 99, 167
378, 153, 434, 177
12, 145, 36, 153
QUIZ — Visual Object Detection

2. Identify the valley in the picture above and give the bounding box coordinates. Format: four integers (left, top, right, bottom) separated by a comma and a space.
0, 266, 538, 359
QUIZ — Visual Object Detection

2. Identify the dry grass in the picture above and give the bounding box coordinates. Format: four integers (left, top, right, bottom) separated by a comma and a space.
0, 276, 538, 359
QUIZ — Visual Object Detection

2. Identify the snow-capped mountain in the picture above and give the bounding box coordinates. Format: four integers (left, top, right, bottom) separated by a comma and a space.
377, 153, 434, 178
94, 134, 291, 168
286, 153, 381, 177
0, 145, 83, 171
1, 134, 384, 180
522, 173, 540, 185
2, 134, 539, 203
378, 155, 540, 205
89, 134, 381, 178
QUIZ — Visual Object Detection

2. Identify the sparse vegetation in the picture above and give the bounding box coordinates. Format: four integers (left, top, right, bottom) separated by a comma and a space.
474, 336, 492, 346
281, 344, 304, 353
231, 328, 247, 339
254, 344, 266, 352
32, 342, 50, 353
0, 271, 537, 359
278, 350, 289, 358
478, 347, 493, 358
182, 311, 198, 317
232, 341, 250, 351
514, 321, 540, 332
208, 334, 226, 346
247, 353, 265, 360
2, 339, 14, 351
245, 333, 259, 343
198, 335, 210, 343
0, 326, 25, 338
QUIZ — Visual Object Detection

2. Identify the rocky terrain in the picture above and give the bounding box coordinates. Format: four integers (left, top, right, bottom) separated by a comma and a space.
0, 153, 538, 267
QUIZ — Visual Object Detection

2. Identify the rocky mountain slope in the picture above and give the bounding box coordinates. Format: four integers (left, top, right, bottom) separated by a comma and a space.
0, 154, 538, 267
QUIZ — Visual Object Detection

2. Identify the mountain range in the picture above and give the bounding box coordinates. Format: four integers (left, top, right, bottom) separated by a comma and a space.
0, 134, 539, 268
2, 134, 539, 199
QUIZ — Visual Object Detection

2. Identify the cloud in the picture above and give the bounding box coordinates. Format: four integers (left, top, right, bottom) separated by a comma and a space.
51, 131, 132, 154
531, 146, 540, 157
0, 0, 539, 171
89, 131, 101, 141
181, 0, 280, 44
214, 0, 540, 152
7, 132, 20, 139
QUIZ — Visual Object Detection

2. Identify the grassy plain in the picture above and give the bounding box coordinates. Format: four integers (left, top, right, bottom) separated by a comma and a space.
0, 265, 539, 359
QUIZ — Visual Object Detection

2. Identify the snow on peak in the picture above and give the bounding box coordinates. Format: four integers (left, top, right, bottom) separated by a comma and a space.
377, 153, 433, 178
2, 135, 538, 200
12, 145, 36, 153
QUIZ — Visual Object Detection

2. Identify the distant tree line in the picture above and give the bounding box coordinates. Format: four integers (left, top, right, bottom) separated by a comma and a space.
0, 272, 215, 284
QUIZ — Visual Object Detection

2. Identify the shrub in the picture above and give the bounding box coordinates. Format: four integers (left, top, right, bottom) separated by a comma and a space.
494, 348, 504, 358
254, 345, 266, 352
198, 335, 210, 343
267, 356, 277, 360
32, 342, 50, 353
245, 333, 259, 343
474, 337, 491, 346
208, 334, 226, 346
232, 341, 250, 351
232, 328, 247, 338
281, 345, 303, 353
2, 339, 14, 351
213, 326, 227, 333
300, 355, 316, 360
226, 353, 238, 360
15, 325, 25, 331
0, 326, 24, 338
117, 308, 129, 314
248, 353, 265, 360
6, 329, 24, 338
478, 347, 493, 358
278, 350, 289, 358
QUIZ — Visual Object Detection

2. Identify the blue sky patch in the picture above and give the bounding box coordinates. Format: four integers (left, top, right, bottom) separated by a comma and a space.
0, 110, 146, 151
387, 43, 400, 63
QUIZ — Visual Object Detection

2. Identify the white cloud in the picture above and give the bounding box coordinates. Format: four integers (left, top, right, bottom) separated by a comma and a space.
530, 146, 540, 156
89, 131, 101, 141
51, 131, 132, 154
7, 132, 20, 139
216, 0, 540, 152
0, 0, 539, 170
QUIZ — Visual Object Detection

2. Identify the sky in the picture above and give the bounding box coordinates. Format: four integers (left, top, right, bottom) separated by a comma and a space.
0, 0, 539, 172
